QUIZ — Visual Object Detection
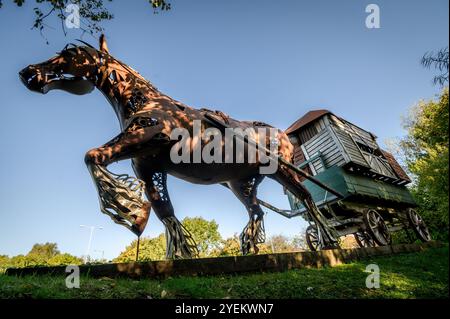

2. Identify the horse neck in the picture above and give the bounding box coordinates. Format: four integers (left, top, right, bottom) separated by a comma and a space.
94, 57, 161, 129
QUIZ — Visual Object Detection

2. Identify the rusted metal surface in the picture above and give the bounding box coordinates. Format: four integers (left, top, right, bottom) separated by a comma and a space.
19, 35, 342, 256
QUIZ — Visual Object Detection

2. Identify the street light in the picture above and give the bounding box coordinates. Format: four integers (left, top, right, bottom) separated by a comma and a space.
80, 225, 103, 263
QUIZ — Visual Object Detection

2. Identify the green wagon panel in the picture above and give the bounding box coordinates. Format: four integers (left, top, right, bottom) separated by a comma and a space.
288, 166, 415, 210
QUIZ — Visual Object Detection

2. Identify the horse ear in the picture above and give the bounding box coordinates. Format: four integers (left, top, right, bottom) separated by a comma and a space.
99, 34, 109, 54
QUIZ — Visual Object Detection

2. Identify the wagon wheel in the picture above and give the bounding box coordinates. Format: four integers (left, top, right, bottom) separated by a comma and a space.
305, 225, 320, 251
354, 231, 377, 248
363, 209, 391, 246
407, 209, 432, 242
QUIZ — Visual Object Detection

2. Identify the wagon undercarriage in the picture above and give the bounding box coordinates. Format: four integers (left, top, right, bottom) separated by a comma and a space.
259, 197, 432, 251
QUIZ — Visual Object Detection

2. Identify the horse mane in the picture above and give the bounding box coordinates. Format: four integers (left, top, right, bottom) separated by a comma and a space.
75, 39, 96, 49
58, 39, 161, 95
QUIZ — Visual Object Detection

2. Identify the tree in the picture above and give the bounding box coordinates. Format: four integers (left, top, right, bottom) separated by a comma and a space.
0, 0, 170, 41
28, 242, 60, 259
217, 234, 241, 257
217, 235, 270, 256
182, 217, 222, 257
422, 47, 449, 87
114, 217, 223, 261
217, 233, 305, 256
47, 253, 83, 266
290, 232, 307, 251
114, 233, 166, 262
25, 242, 60, 265
400, 88, 449, 241
9, 255, 29, 268
0, 243, 82, 267
0, 255, 11, 270
266, 235, 292, 253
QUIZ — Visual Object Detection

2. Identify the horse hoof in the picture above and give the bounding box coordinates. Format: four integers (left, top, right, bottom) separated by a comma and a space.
132, 202, 152, 235
131, 225, 142, 237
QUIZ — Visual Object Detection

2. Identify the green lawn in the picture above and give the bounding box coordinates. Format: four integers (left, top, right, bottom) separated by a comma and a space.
1, 246, 448, 299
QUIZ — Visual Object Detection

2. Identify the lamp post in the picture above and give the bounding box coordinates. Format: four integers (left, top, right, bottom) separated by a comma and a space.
80, 225, 103, 263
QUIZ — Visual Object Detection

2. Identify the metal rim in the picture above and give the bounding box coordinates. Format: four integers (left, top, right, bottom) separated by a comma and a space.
305, 225, 319, 251
407, 209, 432, 242
364, 209, 391, 246
354, 231, 377, 248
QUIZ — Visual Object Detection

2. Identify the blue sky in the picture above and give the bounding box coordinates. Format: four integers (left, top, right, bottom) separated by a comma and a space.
0, 0, 448, 260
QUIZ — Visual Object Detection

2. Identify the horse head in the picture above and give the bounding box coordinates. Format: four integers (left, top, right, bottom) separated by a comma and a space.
19, 35, 111, 95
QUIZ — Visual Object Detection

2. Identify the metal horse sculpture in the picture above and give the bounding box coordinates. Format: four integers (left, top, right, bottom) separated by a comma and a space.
19, 35, 338, 258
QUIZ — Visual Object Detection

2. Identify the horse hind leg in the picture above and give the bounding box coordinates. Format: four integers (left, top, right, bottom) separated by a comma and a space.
270, 164, 339, 249
162, 216, 199, 259
227, 176, 266, 255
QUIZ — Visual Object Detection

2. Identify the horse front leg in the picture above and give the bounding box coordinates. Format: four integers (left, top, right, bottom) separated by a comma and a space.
84, 118, 164, 236
132, 165, 199, 259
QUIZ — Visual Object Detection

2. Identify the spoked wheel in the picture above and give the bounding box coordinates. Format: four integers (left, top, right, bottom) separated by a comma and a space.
305, 225, 320, 251
363, 209, 392, 246
354, 231, 377, 248
407, 209, 432, 242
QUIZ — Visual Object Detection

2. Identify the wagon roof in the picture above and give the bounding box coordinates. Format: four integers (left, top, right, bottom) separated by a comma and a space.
285, 109, 376, 138
285, 109, 330, 134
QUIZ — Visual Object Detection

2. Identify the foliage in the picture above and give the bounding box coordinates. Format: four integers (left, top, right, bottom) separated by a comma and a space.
217, 234, 241, 257
47, 253, 83, 266
0, 255, 10, 267
114, 217, 223, 261
114, 222, 306, 261
28, 242, 60, 259
23, 242, 60, 266
8, 255, 29, 268
217, 233, 307, 257
291, 232, 308, 250
0, 0, 170, 41
1, 245, 448, 299
114, 234, 166, 262
421, 47, 449, 87
400, 88, 449, 241
182, 217, 222, 257
261, 233, 307, 253
0, 243, 82, 269
339, 235, 358, 249
266, 234, 296, 252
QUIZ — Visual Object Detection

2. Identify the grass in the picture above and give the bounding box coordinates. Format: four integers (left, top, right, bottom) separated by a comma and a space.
0, 246, 448, 299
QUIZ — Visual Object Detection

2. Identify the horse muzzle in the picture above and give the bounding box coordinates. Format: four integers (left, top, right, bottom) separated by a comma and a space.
19, 66, 50, 94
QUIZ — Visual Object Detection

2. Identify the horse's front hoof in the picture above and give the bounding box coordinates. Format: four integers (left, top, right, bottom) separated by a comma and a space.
132, 202, 152, 236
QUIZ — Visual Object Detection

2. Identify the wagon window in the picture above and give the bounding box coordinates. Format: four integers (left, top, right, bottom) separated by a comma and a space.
356, 142, 383, 157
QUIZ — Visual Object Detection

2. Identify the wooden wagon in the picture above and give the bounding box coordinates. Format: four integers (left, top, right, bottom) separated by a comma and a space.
275, 110, 431, 250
